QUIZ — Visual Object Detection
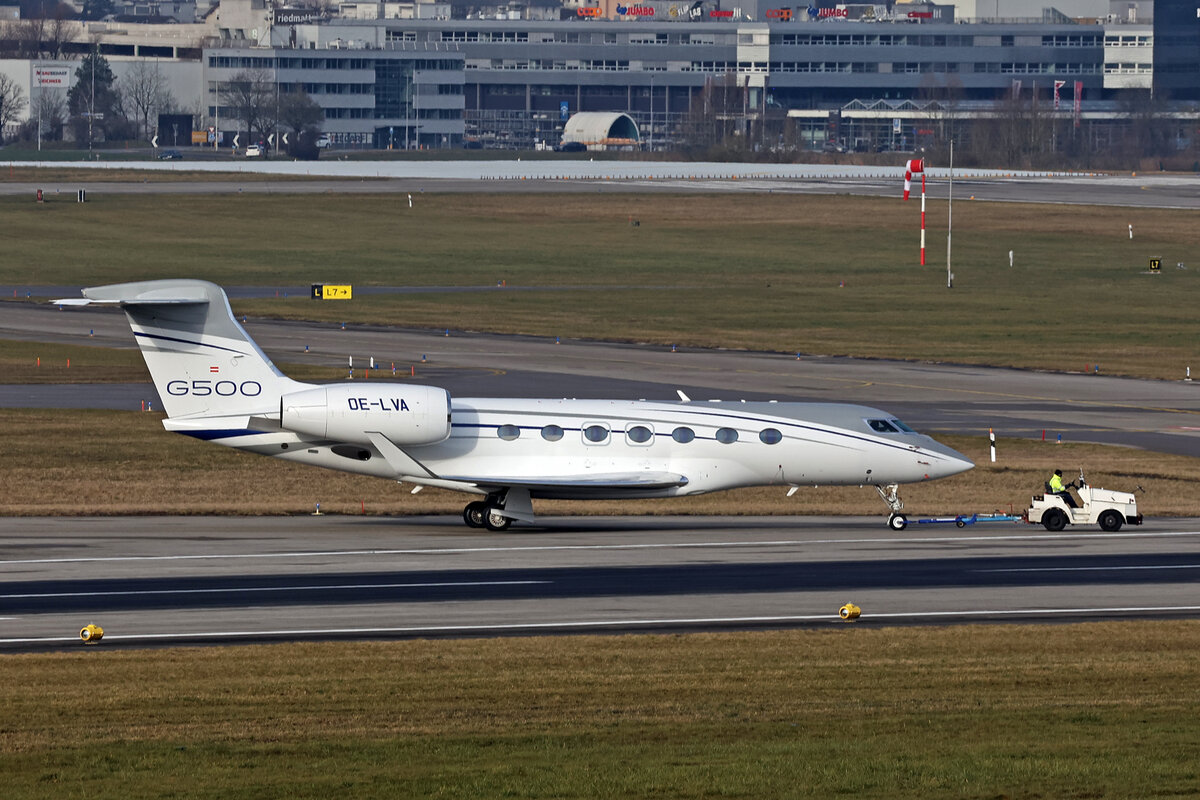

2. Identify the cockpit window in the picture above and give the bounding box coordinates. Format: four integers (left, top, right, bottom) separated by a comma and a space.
867, 419, 899, 433
891, 419, 915, 433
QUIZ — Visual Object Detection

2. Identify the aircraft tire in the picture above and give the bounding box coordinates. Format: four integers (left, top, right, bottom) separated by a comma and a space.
1042, 508, 1068, 532
484, 507, 512, 532
887, 514, 907, 531
1098, 509, 1123, 532
463, 501, 487, 528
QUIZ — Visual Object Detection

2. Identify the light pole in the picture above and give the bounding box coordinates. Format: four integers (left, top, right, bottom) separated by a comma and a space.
946, 138, 954, 289
88, 50, 95, 152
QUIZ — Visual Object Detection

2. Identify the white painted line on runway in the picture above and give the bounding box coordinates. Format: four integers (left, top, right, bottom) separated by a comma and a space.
3, 605, 1199, 646
977, 564, 1200, 573
0, 579, 548, 601
3, 530, 1199, 566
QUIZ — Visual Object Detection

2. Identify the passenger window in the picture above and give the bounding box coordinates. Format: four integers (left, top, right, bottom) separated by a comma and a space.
497, 424, 520, 441
541, 424, 564, 441
759, 428, 782, 445
672, 426, 695, 443
716, 427, 739, 444
867, 419, 899, 433
626, 425, 653, 444
583, 424, 609, 444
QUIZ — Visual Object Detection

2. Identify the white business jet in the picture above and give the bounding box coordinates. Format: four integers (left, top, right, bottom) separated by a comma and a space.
57, 280, 973, 530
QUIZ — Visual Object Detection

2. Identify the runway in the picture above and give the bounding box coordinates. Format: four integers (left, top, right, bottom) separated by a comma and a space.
2, 515, 1198, 650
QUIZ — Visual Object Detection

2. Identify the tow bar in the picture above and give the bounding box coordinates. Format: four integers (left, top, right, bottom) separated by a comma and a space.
915, 512, 1026, 528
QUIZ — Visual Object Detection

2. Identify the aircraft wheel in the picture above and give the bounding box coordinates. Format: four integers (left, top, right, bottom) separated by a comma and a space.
887, 513, 907, 531
463, 501, 487, 529
1042, 508, 1068, 532
484, 507, 512, 532
1098, 509, 1124, 532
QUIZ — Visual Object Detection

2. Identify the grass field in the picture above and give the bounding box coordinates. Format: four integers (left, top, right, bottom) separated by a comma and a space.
4, 191, 1198, 379
2, 623, 1198, 799
1, 408, 1195, 516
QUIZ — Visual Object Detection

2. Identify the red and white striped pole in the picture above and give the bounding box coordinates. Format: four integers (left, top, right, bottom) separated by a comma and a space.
920, 171, 927, 266
903, 159, 926, 266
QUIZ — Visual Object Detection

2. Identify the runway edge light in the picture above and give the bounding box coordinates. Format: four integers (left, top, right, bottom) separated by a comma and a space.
839, 603, 861, 621
80, 623, 104, 643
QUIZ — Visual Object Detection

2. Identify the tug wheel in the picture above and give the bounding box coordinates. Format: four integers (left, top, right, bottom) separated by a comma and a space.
1098, 509, 1124, 532
1042, 508, 1068, 532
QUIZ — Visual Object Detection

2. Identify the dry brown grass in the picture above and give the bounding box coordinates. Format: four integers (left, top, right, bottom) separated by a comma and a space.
2, 623, 1199, 798
2, 409, 1195, 517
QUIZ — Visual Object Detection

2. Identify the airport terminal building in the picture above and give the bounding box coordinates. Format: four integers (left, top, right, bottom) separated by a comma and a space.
1, 0, 1195, 152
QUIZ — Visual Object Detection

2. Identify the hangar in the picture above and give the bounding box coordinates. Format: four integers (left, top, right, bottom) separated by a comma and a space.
561, 113, 641, 151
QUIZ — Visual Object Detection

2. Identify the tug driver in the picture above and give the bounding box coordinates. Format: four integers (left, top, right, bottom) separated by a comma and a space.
1048, 469, 1078, 508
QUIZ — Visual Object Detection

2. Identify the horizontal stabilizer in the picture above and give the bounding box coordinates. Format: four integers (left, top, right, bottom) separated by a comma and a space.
54, 283, 212, 307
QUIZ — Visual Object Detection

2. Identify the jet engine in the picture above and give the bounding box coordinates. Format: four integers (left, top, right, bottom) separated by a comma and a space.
280, 384, 451, 446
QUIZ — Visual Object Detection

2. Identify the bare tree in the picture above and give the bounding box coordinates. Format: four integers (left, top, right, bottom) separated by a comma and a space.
679, 73, 746, 157
45, 14, 80, 59
0, 74, 29, 144
124, 59, 167, 140
30, 87, 68, 140
7, 18, 45, 59
278, 88, 323, 134
221, 69, 275, 144
19, 89, 66, 143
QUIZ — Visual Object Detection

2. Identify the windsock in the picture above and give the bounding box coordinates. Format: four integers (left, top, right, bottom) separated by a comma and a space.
903, 159, 924, 200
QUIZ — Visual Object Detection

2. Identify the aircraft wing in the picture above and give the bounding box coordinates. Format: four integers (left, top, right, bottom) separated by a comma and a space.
367, 433, 687, 494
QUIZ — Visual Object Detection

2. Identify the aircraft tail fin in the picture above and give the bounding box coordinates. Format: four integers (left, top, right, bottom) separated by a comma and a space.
61, 279, 306, 420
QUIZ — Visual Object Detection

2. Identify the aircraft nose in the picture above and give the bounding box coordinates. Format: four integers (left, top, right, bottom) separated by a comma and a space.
921, 441, 975, 479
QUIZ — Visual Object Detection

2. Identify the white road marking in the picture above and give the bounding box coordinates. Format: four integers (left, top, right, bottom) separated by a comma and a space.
977, 564, 1200, 573
2, 605, 1200, 645
0, 580, 548, 601
2, 530, 1199, 566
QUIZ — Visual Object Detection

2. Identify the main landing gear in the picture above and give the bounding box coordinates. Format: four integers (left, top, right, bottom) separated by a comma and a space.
462, 488, 534, 532
876, 483, 908, 531
463, 497, 511, 532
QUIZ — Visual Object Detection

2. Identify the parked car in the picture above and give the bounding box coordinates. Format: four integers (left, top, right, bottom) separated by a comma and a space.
244, 144, 263, 157
315, 134, 332, 149
157, 149, 182, 160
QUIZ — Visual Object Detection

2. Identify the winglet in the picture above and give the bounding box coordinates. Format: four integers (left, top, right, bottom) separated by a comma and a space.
676, 389, 691, 403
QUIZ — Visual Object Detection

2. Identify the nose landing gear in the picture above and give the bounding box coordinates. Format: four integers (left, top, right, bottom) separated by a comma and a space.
877, 484, 908, 530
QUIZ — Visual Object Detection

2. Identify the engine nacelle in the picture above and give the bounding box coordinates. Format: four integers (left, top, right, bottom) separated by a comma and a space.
280, 383, 451, 446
